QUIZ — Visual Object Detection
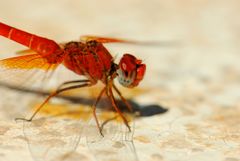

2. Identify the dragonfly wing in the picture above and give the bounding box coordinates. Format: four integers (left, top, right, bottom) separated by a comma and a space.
0, 54, 58, 70
22, 104, 93, 161
86, 110, 138, 161
80, 35, 180, 47
22, 118, 82, 161
0, 54, 59, 88
80, 35, 135, 44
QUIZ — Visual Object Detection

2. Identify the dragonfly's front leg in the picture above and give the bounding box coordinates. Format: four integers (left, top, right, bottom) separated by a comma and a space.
107, 82, 131, 132
113, 84, 133, 112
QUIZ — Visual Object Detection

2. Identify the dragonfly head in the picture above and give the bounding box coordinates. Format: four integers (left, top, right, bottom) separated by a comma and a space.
117, 54, 146, 88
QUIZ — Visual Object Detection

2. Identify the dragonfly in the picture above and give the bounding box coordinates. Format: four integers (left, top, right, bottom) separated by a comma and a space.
0, 22, 146, 136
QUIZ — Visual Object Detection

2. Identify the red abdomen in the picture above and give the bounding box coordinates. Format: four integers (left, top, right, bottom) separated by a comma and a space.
0, 22, 61, 57
63, 41, 113, 82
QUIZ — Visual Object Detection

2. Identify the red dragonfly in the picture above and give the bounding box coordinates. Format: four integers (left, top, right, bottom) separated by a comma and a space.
0, 22, 146, 135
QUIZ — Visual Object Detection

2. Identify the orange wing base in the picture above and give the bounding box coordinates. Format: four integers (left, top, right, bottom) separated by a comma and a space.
0, 54, 58, 70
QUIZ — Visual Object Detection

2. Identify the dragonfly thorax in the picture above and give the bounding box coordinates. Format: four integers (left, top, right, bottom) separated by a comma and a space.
62, 41, 113, 82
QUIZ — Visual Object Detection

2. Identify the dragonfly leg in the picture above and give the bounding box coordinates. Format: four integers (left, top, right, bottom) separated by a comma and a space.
100, 115, 118, 131
113, 84, 133, 112
15, 81, 92, 122
56, 79, 90, 91
108, 83, 131, 132
91, 87, 106, 136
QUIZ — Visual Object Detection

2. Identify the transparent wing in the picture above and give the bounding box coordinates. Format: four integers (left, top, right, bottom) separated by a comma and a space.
80, 35, 180, 47
21, 103, 92, 161
86, 110, 138, 161
80, 35, 134, 43
0, 54, 59, 89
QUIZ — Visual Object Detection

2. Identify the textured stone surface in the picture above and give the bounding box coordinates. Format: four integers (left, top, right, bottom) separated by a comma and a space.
0, 0, 239, 161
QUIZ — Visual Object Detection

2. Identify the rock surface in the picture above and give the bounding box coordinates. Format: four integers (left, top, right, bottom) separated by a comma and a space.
0, 1, 239, 161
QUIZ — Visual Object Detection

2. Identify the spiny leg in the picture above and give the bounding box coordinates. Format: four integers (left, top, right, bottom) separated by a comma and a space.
15, 81, 92, 122
108, 84, 131, 132
91, 87, 106, 136
113, 84, 133, 112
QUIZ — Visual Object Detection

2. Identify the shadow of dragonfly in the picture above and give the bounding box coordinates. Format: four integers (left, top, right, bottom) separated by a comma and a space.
1, 82, 168, 161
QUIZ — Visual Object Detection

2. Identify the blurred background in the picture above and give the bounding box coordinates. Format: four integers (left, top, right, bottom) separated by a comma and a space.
0, 0, 239, 161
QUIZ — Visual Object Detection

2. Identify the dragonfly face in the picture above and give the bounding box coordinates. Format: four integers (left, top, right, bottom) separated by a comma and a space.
117, 54, 146, 88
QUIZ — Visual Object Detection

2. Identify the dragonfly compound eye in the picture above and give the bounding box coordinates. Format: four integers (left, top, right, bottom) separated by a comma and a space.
117, 54, 146, 88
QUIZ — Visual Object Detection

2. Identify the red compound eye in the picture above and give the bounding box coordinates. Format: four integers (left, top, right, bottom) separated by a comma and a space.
118, 54, 146, 88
